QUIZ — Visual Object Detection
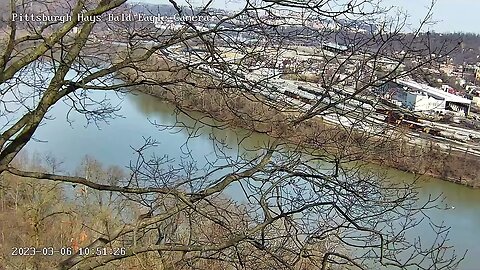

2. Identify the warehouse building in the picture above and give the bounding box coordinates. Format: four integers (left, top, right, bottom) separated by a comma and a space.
378, 79, 472, 116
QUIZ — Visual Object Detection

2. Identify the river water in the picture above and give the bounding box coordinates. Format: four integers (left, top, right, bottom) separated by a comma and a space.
23, 91, 480, 269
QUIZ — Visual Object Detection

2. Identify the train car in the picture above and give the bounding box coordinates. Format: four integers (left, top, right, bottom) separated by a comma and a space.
298, 85, 321, 96
284, 90, 315, 105
283, 90, 300, 100
378, 109, 444, 137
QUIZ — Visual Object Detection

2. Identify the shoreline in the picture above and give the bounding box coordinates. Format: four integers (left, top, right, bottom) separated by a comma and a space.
130, 83, 480, 189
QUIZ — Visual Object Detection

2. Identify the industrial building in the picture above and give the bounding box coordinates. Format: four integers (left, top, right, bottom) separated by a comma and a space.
378, 79, 472, 116
321, 42, 350, 54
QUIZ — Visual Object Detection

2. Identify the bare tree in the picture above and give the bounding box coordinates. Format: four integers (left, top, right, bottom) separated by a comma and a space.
0, 0, 464, 269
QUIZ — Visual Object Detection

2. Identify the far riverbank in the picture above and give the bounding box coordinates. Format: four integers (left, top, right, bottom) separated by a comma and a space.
130, 82, 480, 188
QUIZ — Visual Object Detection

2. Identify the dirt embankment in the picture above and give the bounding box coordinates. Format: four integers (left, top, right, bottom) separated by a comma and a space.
119, 66, 480, 188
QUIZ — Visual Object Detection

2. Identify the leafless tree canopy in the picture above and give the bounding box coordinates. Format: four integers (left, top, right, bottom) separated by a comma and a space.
0, 0, 464, 269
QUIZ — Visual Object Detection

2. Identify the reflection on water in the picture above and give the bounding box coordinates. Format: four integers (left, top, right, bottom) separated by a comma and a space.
129, 92, 273, 152
24, 90, 480, 269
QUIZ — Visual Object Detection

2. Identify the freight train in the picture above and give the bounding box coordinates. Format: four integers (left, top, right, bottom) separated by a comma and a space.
280, 84, 443, 137
375, 108, 442, 136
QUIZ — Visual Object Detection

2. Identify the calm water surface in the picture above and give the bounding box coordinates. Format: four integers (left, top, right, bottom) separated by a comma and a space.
24, 91, 480, 269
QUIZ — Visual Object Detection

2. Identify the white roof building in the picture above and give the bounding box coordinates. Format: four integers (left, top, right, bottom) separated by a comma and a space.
393, 79, 471, 116
397, 79, 471, 105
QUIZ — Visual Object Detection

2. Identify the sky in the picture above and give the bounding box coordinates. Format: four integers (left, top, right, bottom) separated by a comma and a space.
130, 0, 480, 34
383, 0, 480, 34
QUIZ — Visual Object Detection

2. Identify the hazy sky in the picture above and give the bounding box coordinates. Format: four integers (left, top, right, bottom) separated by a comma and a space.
130, 0, 480, 33
384, 0, 480, 34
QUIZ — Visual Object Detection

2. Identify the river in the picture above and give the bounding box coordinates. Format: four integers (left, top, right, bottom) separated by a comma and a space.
23, 90, 480, 269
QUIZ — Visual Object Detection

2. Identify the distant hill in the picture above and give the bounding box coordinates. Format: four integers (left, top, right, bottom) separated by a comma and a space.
1, 1, 479, 66
413, 32, 480, 65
